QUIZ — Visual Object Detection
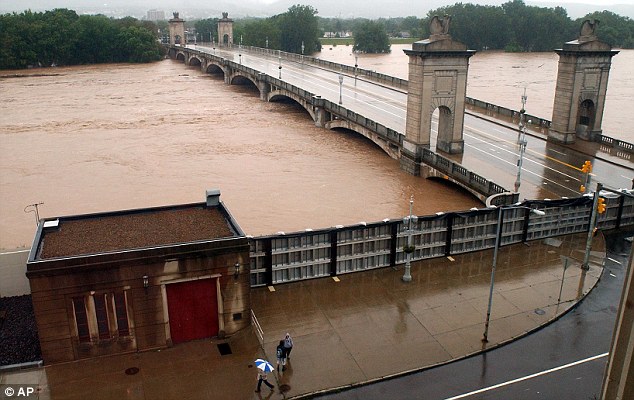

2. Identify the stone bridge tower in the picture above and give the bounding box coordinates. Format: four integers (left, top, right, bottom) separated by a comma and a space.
402, 15, 475, 175
168, 12, 185, 45
218, 12, 234, 47
550, 20, 619, 143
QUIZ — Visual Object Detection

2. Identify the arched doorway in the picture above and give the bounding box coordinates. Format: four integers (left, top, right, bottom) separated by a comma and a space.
223, 34, 230, 46
432, 106, 454, 153
576, 99, 595, 136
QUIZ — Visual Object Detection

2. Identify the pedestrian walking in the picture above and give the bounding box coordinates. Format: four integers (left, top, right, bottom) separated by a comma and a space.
254, 359, 275, 392
276, 340, 287, 371
255, 369, 274, 392
283, 332, 293, 359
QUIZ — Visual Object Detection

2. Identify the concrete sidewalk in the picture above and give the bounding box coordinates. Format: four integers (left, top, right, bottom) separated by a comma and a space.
0, 232, 605, 399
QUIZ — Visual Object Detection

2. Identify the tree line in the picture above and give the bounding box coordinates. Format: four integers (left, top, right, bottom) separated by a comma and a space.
2, 1, 632, 70
0, 8, 163, 69
320, 0, 634, 52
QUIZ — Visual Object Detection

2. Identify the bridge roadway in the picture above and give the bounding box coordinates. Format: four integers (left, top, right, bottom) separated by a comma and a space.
186, 45, 633, 200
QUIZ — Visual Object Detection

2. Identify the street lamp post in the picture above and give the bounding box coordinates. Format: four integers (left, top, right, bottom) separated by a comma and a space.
278, 50, 282, 79
239, 53, 242, 64
240, 35, 243, 49
515, 88, 528, 193
354, 51, 359, 84
301, 41, 305, 64
402, 196, 418, 282
266, 37, 269, 49
582, 182, 603, 271
338, 74, 344, 104
482, 205, 546, 343
515, 120, 528, 193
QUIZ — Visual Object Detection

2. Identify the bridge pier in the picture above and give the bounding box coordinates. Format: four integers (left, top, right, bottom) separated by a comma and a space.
550, 20, 619, 144
403, 15, 475, 166
400, 141, 428, 176
257, 73, 270, 101
312, 96, 328, 128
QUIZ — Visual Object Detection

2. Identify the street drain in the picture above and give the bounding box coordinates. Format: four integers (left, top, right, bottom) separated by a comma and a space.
217, 343, 232, 355
534, 308, 546, 315
125, 367, 140, 375
279, 384, 291, 393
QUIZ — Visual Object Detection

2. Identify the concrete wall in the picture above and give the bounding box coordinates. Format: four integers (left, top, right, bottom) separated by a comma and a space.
0, 249, 31, 297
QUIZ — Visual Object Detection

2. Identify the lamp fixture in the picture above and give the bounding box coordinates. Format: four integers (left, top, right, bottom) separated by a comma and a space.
234, 262, 240, 279
142, 275, 149, 294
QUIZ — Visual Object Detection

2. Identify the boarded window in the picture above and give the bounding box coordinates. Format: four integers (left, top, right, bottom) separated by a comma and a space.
72, 297, 90, 342
93, 294, 110, 339
114, 292, 130, 336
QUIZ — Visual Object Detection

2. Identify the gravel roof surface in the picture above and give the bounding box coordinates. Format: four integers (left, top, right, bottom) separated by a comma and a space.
0, 295, 41, 366
39, 206, 234, 259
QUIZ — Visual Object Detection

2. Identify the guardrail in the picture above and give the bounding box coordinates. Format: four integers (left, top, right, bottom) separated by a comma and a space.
251, 309, 264, 349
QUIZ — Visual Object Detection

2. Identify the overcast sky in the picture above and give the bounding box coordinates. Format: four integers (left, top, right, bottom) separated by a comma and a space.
2, 0, 633, 19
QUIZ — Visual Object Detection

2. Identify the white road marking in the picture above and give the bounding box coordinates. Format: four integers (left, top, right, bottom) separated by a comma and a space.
0, 249, 30, 255
442, 353, 609, 400
607, 257, 622, 265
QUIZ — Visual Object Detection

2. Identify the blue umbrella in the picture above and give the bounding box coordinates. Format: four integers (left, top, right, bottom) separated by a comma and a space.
255, 358, 274, 373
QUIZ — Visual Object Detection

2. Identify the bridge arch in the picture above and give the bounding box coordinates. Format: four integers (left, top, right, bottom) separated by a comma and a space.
325, 119, 400, 159
188, 55, 202, 67
205, 62, 226, 76
267, 90, 316, 121
175, 52, 186, 62
432, 105, 455, 152
576, 98, 596, 137
229, 73, 259, 92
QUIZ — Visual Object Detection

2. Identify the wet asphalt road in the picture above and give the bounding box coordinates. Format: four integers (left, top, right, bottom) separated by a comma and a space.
315, 230, 632, 400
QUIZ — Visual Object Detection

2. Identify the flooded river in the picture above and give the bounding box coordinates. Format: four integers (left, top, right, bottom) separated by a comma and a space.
1, 47, 631, 249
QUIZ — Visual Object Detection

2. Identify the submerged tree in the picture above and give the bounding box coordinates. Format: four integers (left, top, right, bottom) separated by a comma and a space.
353, 20, 390, 53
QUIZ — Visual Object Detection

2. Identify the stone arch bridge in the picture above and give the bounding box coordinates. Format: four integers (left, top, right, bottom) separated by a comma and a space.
169, 46, 517, 206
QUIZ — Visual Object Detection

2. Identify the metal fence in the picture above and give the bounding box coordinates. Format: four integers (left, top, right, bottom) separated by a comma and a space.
250, 191, 634, 287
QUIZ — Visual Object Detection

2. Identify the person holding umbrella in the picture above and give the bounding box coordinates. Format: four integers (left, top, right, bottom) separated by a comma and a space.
254, 359, 275, 392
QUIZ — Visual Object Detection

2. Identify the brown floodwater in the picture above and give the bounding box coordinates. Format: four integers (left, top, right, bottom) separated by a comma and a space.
0, 61, 481, 249
1, 47, 631, 250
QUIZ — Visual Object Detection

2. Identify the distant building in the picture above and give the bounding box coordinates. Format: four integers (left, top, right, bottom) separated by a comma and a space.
26, 190, 251, 364
147, 9, 165, 21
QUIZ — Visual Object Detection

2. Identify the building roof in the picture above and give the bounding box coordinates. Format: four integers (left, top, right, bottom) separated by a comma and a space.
35, 204, 237, 260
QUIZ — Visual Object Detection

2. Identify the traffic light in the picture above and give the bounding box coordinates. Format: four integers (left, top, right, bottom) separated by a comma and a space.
581, 160, 592, 173
597, 197, 606, 214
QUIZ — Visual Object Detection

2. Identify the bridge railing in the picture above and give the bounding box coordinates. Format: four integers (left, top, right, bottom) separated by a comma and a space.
250, 191, 634, 287
420, 149, 514, 203
239, 45, 409, 90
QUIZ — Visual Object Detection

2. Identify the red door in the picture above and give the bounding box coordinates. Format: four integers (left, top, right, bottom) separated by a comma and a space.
166, 278, 219, 344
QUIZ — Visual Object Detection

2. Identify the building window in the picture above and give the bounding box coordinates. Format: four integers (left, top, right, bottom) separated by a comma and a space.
93, 294, 110, 340
72, 291, 131, 342
72, 297, 90, 342
114, 292, 130, 336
